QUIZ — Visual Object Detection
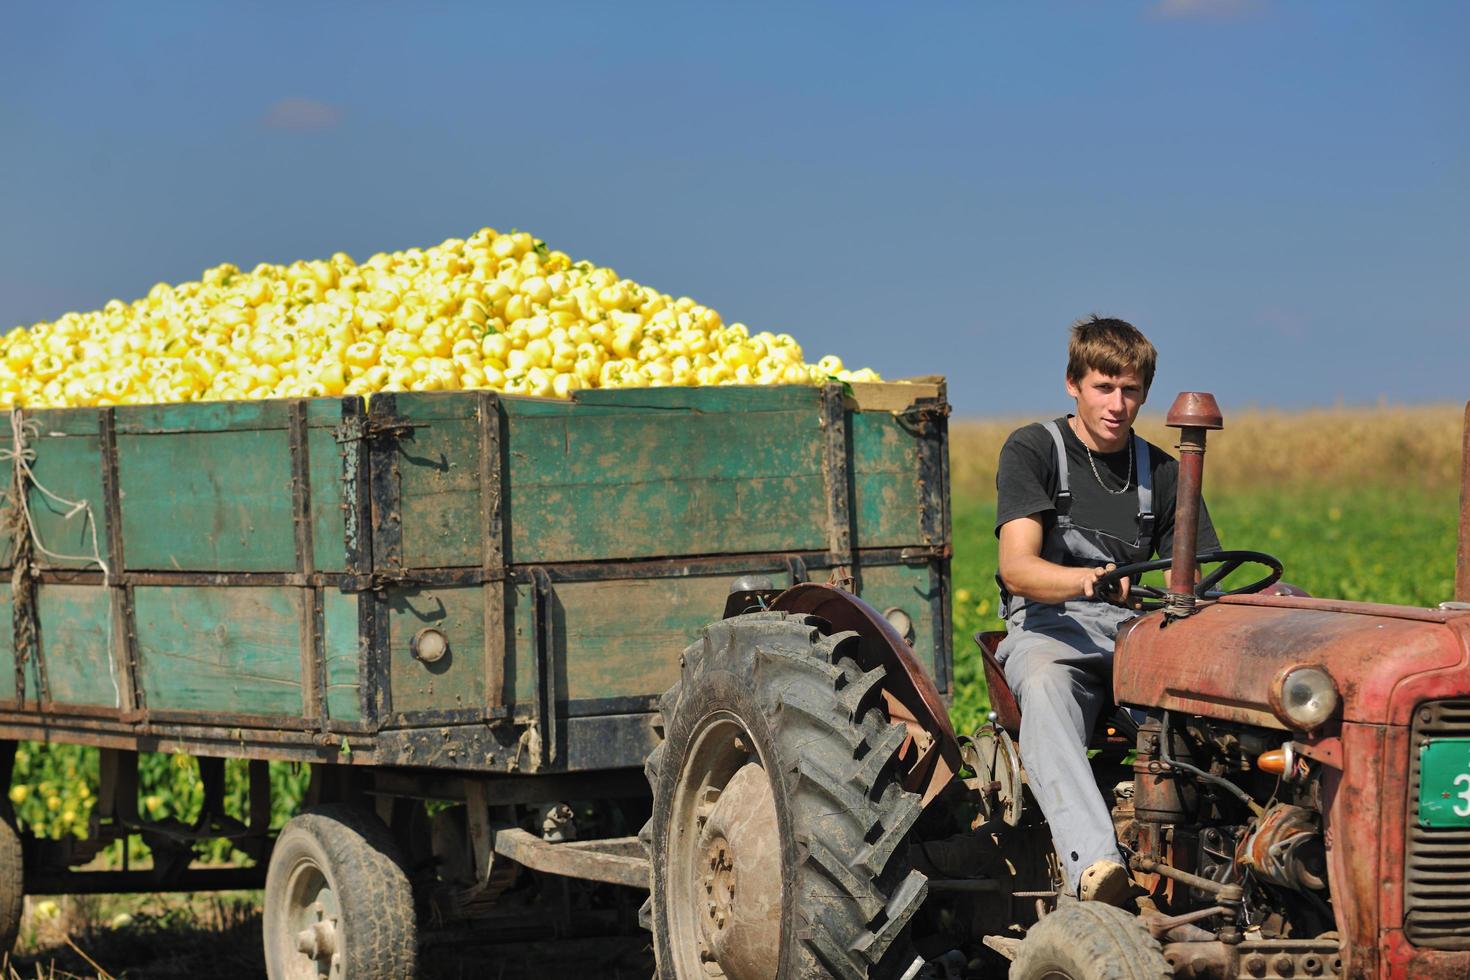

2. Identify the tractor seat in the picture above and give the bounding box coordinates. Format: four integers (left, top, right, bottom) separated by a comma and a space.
973, 630, 1137, 754
975, 630, 1023, 736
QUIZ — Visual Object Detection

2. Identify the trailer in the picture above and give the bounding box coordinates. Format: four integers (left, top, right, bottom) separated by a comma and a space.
0, 380, 952, 977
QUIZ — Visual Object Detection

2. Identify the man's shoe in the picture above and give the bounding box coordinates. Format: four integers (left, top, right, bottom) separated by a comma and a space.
1078, 859, 1133, 908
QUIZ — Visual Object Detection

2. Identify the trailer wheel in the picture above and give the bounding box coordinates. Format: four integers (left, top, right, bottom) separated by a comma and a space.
1010, 902, 1170, 980
0, 818, 21, 952
263, 803, 416, 980
642, 612, 928, 980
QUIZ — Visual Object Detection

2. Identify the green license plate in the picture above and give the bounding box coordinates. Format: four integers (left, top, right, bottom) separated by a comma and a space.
1420, 738, 1470, 828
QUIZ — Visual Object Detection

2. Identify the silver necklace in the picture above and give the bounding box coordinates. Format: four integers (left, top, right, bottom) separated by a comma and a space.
1077, 422, 1133, 494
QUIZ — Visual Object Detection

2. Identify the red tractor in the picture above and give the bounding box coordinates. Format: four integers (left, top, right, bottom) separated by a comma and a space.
643, 394, 1470, 979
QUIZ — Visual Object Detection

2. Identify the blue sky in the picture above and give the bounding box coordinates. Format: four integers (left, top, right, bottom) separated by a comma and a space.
2, 1, 1465, 416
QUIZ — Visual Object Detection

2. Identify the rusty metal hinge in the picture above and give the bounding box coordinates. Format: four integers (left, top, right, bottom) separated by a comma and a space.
333, 417, 415, 444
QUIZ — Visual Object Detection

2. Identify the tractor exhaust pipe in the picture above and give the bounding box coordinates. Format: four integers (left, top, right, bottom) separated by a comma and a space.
1457, 401, 1470, 603
1164, 392, 1223, 619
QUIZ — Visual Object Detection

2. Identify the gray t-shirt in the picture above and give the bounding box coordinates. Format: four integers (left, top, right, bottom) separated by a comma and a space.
994, 416, 1220, 563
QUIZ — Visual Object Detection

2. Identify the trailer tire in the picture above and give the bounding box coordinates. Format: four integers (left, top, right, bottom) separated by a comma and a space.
1010, 902, 1170, 980
263, 803, 416, 980
642, 612, 928, 980
0, 818, 21, 952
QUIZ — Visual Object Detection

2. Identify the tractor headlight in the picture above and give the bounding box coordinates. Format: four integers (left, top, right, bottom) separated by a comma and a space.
1271, 665, 1339, 731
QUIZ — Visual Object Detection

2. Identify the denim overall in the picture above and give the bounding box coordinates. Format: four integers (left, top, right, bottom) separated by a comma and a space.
996, 420, 1154, 891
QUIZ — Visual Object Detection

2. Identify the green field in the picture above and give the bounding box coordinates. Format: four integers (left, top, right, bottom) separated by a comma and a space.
947, 484, 1462, 735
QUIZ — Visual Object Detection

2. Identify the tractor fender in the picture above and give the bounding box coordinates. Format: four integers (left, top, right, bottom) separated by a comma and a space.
771, 583, 961, 807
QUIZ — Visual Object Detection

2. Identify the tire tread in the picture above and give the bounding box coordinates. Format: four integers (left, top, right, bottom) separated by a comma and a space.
645, 611, 925, 979
264, 803, 416, 980
1010, 902, 1171, 980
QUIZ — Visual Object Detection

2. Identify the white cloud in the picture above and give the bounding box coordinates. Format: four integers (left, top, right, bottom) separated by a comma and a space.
1149, 0, 1265, 21
1259, 307, 1309, 341
263, 97, 344, 132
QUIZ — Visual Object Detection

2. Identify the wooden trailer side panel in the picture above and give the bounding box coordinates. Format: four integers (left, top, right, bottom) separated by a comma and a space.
18, 409, 110, 573
384, 583, 488, 720
133, 586, 308, 718
550, 574, 728, 704
394, 414, 485, 571
307, 399, 351, 575
321, 588, 362, 724
501, 387, 829, 564
0, 382, 951, 775
35, 585, 118, 709
115, 402, 298, 573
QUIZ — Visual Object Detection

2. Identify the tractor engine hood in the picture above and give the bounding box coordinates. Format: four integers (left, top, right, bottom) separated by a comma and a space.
1114, 593, 1470, 731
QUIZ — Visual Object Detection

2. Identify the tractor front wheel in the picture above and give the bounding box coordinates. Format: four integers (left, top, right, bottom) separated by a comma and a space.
1010, 902, 1170, 980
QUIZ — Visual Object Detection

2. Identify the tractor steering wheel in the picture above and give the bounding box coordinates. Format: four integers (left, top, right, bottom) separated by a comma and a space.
1093, 549, 1284, 611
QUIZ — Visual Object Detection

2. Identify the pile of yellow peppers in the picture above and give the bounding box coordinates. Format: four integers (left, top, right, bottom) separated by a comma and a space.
0, 228, 881, 408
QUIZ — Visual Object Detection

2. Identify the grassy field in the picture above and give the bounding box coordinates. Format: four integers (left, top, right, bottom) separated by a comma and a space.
4, 403, 1466, 976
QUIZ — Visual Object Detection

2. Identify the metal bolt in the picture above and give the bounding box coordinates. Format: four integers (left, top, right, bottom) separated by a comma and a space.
1243, 954, 1267, 977
1272, 953, 1295, 976
1302, 955, 1323, 976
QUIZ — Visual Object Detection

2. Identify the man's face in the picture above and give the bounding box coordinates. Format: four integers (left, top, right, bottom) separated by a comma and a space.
1065, 366, 1147, 452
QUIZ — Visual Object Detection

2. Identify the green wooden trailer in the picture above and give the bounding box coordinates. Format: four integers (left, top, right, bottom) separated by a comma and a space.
0, 380, 951, 974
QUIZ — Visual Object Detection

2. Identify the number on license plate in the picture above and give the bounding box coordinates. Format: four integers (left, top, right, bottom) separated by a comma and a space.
1420, 738, 1470, 828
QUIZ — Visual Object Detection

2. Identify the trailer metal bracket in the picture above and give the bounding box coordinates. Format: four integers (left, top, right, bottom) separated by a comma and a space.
491, 826, 649, 890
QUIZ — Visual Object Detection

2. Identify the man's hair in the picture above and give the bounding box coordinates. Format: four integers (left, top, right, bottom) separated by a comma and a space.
1066, 315, 1157, 393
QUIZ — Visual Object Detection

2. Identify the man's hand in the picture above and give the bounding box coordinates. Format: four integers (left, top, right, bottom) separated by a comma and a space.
1086, 565, 1133, 607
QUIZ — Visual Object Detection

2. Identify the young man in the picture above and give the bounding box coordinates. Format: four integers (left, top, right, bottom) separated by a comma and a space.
994, 315, 1219, 906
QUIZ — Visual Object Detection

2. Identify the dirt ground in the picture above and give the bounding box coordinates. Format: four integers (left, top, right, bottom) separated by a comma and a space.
8, 892, 655, 979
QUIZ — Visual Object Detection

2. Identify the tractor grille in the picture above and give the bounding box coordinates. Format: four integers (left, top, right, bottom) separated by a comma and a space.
1406, 699, 1470, 949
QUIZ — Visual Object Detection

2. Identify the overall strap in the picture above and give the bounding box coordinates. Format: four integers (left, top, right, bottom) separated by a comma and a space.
1042, 420, 1072, 520
1134, 433, 1156, 547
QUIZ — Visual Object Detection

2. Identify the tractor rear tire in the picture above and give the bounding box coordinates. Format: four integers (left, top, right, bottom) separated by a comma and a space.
1010, 902, 1170, 980
263, 803, 416, 980
642, 612, 928, 980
